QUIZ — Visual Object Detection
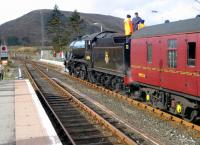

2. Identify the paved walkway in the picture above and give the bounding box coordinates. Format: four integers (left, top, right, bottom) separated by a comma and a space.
0, 80, 15, 145
40, 59, 64, 68
0, 80, 62, 145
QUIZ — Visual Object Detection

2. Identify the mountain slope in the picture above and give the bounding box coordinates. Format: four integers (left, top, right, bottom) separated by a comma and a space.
0, 9, 123, 45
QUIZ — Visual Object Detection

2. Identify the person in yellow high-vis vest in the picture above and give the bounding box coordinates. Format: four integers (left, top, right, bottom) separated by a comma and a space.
124, 15, 133, 36
138, 19, 145, 30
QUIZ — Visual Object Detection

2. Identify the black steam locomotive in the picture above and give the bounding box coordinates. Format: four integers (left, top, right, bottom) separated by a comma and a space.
65, 18, 200, 122
65, 31, 129, 91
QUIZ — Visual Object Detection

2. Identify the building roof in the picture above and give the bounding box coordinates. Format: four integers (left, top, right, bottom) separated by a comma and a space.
131, 18, 200, 39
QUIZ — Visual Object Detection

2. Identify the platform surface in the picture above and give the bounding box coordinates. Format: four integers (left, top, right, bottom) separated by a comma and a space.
0, 80, 62, 145
0, 80, 15, 145
40, 59, 64, 67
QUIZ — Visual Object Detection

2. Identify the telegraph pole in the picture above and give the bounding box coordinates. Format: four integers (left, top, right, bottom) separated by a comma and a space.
40, 11, 44, 49
40, 11, 45, 59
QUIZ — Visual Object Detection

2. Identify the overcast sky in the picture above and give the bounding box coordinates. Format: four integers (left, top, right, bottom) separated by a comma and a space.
0, 0, 200, 25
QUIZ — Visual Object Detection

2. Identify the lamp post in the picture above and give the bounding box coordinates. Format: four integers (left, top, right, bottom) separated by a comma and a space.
93, 22, 103, 32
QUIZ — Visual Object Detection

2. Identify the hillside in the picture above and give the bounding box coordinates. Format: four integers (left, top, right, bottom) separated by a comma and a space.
0, 9, 123, 45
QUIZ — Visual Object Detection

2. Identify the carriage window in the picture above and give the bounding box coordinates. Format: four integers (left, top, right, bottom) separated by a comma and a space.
147, 44, 152, 63
187, 42, 196, 66
168, 39, 177, 48
168, 50, 177, 68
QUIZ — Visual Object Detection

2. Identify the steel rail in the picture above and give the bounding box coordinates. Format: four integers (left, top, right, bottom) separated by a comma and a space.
37, 61, 200, 133
30, 62, 138, 145
68, 70, 200, 132
24, 63, 77, 145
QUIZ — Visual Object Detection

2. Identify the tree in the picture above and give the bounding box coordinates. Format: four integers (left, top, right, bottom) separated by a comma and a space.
47, 5, 70, 52
69, 10, 84, 38
21, 37, 30, 46
7, 36, 20, 45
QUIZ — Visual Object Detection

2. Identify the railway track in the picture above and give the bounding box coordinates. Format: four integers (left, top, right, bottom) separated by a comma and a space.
24, 62, 151, 145
36, 61, 200, 133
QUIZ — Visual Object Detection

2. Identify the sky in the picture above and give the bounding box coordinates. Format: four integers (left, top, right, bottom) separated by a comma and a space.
0, 0, 200, 26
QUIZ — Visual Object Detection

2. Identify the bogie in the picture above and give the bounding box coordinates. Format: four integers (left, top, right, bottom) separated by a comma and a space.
136, 86, 199, 121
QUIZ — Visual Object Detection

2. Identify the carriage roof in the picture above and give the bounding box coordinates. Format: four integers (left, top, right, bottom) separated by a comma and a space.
131, 18, 200, 39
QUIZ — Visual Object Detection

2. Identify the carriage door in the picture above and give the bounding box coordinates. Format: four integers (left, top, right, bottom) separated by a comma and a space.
146, 38, 161, 86
185, 34, 198, 96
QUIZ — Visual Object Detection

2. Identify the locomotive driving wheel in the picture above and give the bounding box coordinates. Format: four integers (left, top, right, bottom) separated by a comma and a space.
73, 66, 80, 77
80, 65, 87, 80
68, 66, 73, 75
88, 71, 96, 83
111, 77, 117, 90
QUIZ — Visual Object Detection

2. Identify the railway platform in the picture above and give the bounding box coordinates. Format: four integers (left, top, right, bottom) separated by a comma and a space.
0, 79, 61, 145
40, 59, 64, 67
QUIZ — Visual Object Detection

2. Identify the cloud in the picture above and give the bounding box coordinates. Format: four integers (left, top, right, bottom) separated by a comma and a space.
55, 0, 95, 12
0, 0, 199, 25
92, 0, 199, 25
0, 0, 55, 24
103, 0, 200, 25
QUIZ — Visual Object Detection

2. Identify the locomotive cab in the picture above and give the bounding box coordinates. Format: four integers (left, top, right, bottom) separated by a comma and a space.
94, 34, 126, 75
